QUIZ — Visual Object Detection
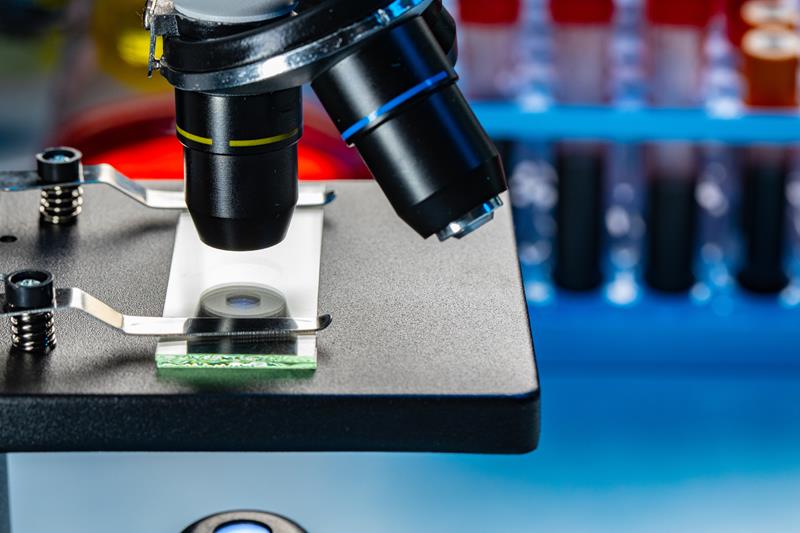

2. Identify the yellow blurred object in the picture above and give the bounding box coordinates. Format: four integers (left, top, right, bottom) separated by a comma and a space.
117, 31, 163, 68
91, 0, 170, 92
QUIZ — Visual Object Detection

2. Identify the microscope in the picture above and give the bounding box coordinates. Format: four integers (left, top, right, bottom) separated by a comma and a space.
0, 5, 537, 529
145, 0, 509, 251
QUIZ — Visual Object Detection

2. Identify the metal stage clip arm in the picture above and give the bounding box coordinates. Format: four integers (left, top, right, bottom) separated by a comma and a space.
0, 164, 335, 210
0, 287, 331, 340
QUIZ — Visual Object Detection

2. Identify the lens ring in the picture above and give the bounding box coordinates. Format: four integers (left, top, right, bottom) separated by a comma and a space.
182, 511, 306, 533
7, 270, 53, 289
36, 147, 82, 166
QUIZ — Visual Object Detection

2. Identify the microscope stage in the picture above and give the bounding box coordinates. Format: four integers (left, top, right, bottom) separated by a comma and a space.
0, 181, 538, 454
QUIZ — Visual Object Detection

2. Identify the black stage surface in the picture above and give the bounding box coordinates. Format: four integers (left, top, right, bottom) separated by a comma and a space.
0, 181, 538, 453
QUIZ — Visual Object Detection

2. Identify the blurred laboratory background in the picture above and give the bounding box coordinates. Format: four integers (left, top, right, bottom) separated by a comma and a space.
2, 0, 800, 531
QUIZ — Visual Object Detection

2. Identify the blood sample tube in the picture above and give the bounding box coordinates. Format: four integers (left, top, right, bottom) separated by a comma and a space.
646, 0, 715, 107
644, 143, 701, 292
737, 27, 798, 293
507, 0, 554, 291
604, 0, 647, 305
643, 0, 714, 292
457, 0, 523, 100
549, 0, 615, 292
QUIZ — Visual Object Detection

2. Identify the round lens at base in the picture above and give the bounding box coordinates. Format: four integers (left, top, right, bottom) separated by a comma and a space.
226, 294, 262, 309
215, 522, 272, 533
199, 284, 287, 318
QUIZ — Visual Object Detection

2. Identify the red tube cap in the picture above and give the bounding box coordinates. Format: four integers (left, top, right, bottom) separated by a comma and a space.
549, 0, 615, 25
647, 0, 716, 27
726, 0, 750, 45
459, 0, 522, 24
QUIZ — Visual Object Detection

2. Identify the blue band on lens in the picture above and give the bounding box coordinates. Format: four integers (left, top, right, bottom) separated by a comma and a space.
341, 70, 451, 142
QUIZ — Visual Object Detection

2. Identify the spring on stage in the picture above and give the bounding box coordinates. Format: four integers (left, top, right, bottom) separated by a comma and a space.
39, 185, 84, 225
10, 310, 56, 353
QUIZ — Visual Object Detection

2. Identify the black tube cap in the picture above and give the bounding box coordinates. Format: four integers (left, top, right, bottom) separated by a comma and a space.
3, 270, 55, 310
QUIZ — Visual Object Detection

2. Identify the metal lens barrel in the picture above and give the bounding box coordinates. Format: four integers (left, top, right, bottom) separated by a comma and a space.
312, 16, 508, 240
175, 87, 302, 251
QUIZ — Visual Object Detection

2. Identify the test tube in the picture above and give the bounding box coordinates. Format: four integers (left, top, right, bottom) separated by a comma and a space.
457, 0, 523, 100
643, 0, 714, 292
789, 153, 800, 299
508, 0, 555, 301
549, 0, 615, 292
604, 0, 648, 306
644, 142, 701, 292
737, 27, 798, 293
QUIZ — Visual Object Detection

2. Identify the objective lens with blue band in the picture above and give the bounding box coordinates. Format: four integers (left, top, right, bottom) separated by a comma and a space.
312, 14, 507, 241
341, 70, 451, 142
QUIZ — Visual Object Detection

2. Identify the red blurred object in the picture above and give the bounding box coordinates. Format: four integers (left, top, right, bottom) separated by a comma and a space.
458, 0, 522, 24
725, 0, 749, 44
52, 95, 370, 181
646, 0, 715, 27
549, 0, 615, 25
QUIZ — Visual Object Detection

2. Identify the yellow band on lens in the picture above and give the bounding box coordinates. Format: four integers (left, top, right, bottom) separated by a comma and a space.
176, 125, 213, 146
229, 128, 299, 148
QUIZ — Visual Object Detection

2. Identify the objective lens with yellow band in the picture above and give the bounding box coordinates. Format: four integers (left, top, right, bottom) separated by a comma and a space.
175, 87, 303, 251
